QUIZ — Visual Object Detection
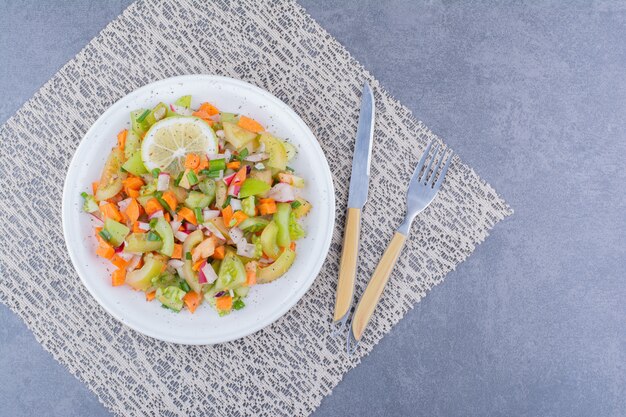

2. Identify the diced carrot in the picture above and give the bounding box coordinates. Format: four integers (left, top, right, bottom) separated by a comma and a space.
196, 155, 209, 172
123, 176, 144, 190
232, 210, 248, 226
161, 191, 178, 212
178, 207, 197, 225
96, 242, 115, 259
100, 202, 122, 222
164, 212, 171, 222
127, 188, 139, 198
184, 153, 201, 170
125, 198, 141, 223
132, 222, 145, 233
92, 181, 99, 195
172, 244, 183, 259
183, 291, 202, 314
226, 161, 241, 170
145, 198, 163, 216
195, 102, 219, 116
213, 245, 225, 260
112, 268, 126, 286
238, 115, 264, 133
117, 129, 128, 152
290, 241, 296, 251
233, 166, 247, 184
95, 227, 106, 245
111, 254, 128, 269
192, 259, 204, 271
258, 201, 277, 215
216, 295, 233, 311
221, 205, 234, 227
146, 291, 156, 301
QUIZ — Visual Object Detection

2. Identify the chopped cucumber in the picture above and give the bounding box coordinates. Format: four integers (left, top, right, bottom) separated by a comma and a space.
130, 109, 149, 136
174, 95, 192, 108
260, 221, 280, 259
126, 255, 165, 290
259, 133, 288, 170
95, 148, 126, 201
238, 217, 269, 232
248, 169, 273, 186
124, 130, 141, 159
274, 202, 292, 248
239, 178, 271, 198
144, 102, 168, 127
215, 180, 228, 208
283, 142, 297, 161
220, 112, 238, 123
156, 285, 186, 312
257, 249, 296, 284
104, 218, 130, 247
125, 233, 163, 253
184, 190, 212, 209
215, 252, 246, 291
122, 151, 148, 176
197, 179, 216, 203
223, 121, 257, 149
241, 196, 256, 217
182, 230, 204, 293
153, 217, 174, 256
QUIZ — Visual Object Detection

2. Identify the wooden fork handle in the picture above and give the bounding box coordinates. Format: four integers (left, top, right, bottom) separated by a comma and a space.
350, 231, 407, 341
333, 208, 362, 321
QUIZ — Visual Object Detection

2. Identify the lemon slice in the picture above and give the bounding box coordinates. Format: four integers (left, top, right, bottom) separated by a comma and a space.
141, 117, 217, 175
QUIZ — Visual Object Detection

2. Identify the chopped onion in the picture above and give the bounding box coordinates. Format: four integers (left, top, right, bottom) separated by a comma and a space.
174, 230, 189, 242
168, 259, 184, 270
236, 241, 257, 258
215, 130, 225, 139
138, 222, 151, 231
230, 198, 242, 211
229, 289, 234, 298
229, 227, 244, 244
117, 197, 132, 213
117, 250, 134, 261
267, 183, 296, 202
202, 209, 220, 220
259, 256, 274, 264
156, 172, 170, 191
215, 291, 226, 298
184, 223, 197, 232
149, 210, 164, 219
254, 162, 265, 170
204, 222, 225, 241
224, 149, 232, 162
170, 219, 182, 233
88, 212, 104, 224
200, 262, 218, 285
258, 142, 266, 153
245, 152, 269, 162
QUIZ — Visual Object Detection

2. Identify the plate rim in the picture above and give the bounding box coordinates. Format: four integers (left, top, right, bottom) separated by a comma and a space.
61, 74, 335, 345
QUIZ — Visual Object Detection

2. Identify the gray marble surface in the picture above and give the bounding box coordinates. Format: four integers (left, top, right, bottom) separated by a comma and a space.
1, 1, 624, 416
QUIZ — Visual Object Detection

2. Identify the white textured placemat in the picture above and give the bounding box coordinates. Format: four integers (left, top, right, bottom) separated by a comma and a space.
0, 0, 512, 415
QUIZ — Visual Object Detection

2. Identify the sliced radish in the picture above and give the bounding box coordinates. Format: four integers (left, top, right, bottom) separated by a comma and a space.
267, 183, 296, 202
170, 104, 193, 116
200, 262, 218, 285
157, 173, 170, 191
168, 259, 184, 270
230, 198, 242, 211
202, 209, 220, 220
174, 230, 189, 242
117, 197, 132, 213
245, 152, 269, 162
223, 172, 236, 185
138, 222, 150, 231
204, 222, 225, 241
229, 226, 244, 244
149, 210, 164, 219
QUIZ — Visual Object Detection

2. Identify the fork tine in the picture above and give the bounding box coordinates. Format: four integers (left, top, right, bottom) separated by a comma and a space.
420, 144, 440, 183
408, 140, 434, 187
426, 150, 447, 187
434, 152, 454, 190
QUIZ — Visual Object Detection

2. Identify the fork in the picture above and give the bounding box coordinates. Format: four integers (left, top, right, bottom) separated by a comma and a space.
346, 140, 454, 353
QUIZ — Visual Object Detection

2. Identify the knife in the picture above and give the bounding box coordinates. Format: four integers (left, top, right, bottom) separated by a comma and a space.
333, 82, 375, 326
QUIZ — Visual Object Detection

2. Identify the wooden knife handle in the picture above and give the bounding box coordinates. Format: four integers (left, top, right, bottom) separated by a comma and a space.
334, 207, 362, 321
350, 231, 407, 341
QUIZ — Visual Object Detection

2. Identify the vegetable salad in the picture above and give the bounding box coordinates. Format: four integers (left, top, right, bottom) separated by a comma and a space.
81, 96, 311, 315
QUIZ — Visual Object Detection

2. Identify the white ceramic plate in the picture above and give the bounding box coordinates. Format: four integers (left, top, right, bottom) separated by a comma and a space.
62, 75, 335, 345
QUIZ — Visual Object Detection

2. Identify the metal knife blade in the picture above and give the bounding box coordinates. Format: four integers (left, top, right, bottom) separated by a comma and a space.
347, 83, 375, 209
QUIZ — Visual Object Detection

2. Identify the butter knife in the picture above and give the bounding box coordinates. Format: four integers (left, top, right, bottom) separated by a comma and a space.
333, 82, 375, 328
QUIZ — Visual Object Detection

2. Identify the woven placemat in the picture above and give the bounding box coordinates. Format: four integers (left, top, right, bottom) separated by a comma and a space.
0, 0, 512, 415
